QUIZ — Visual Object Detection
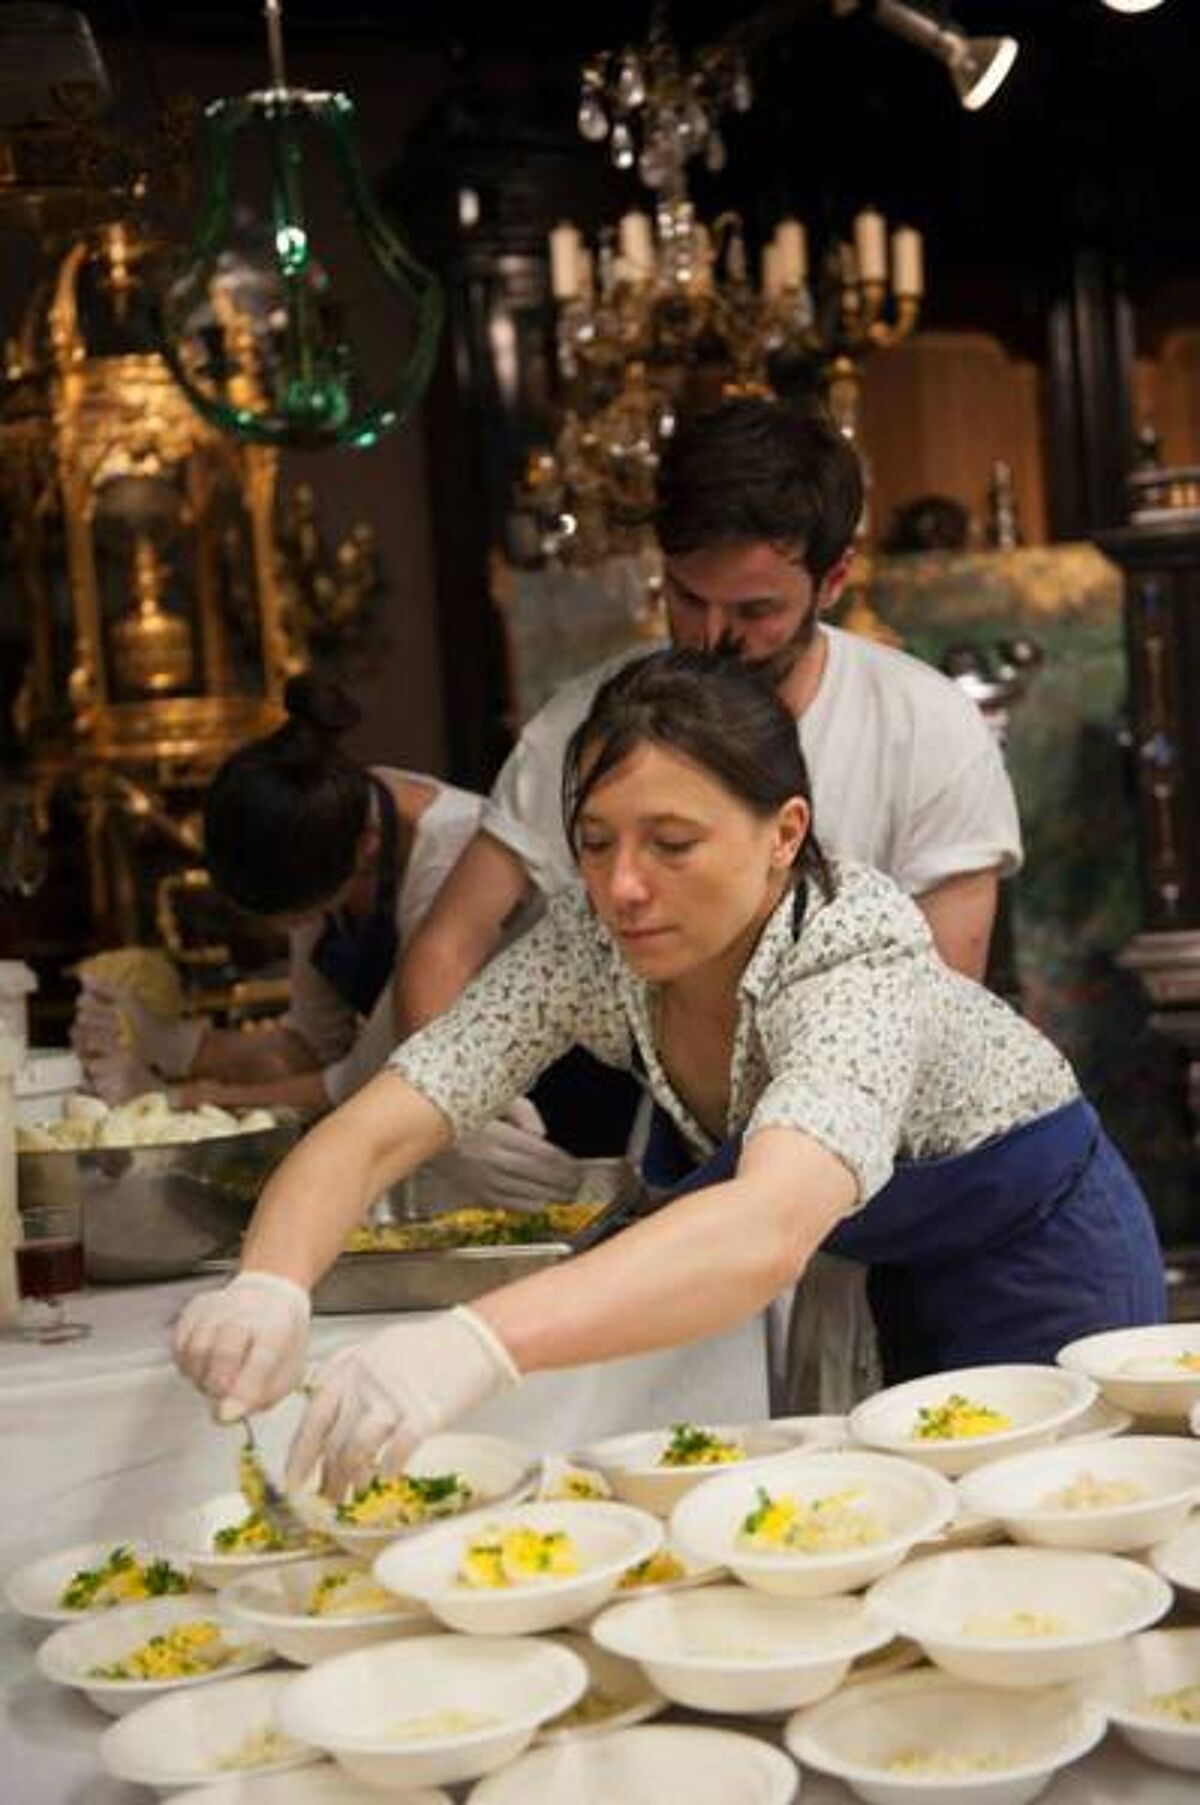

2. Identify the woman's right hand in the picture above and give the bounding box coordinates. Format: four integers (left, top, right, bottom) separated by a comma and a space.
173, 1272, 311, 1419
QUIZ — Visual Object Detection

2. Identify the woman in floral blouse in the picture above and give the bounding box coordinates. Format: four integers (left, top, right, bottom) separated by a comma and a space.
175, 650, 1165, 1498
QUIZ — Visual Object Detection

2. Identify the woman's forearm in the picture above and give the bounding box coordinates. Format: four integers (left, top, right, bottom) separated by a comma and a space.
475, 1128, 855, 1373
240, 1071, 452, 1288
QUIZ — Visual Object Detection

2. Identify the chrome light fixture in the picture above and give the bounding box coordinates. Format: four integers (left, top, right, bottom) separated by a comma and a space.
158, 0, 442, 449
870, 0, 1019, 112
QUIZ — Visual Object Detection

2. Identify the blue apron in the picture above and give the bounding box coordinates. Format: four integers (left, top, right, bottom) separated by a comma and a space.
309, 776, 401, 1016
641, 1097, 1166, 1384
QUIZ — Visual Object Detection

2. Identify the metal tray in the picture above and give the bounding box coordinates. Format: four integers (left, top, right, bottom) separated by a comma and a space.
310, 1158, 643, 1315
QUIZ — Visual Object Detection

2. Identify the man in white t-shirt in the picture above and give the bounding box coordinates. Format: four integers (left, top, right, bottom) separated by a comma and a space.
398, 400, 1020, 1038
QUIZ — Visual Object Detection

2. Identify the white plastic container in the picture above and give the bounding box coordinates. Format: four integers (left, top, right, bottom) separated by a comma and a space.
0, 960, 36, 1059
13, 1049, 83, 1126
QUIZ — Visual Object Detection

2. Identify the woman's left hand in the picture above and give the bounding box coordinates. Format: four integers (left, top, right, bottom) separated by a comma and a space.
285, 1306, 521, 1501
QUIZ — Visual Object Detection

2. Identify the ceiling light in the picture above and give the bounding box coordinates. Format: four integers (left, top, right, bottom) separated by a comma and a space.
1101, 1, 1167, 13
872, 0, 1020, 112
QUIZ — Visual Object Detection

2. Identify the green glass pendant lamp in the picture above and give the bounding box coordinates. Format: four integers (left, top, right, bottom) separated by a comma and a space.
159, 0, 443, 449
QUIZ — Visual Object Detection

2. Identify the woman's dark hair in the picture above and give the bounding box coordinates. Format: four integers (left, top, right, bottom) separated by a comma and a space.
563, 649, 836, 901
656, 398, 864, 581
204, 675, 370, 916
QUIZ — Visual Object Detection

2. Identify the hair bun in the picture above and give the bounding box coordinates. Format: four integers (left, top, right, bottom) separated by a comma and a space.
283, 673, 361, 738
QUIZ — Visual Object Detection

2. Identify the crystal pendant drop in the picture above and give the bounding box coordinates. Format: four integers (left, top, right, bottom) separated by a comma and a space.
578, 91, 609, 142
705, 129, 727, 173
611, 119, 635, 170
616, 53, 646, 110
732, 60, 754, 113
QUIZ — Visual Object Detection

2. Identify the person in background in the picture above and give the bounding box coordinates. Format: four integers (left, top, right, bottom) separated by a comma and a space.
172, 650, 1164, 1502
72, 676, 577, 1208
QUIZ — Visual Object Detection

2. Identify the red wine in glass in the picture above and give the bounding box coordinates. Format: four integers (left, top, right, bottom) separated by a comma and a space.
16, 1236, 86, 1300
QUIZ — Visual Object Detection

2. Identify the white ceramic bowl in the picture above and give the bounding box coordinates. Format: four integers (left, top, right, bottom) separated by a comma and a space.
957, 1435, 1200, 1552
222, 1554, 431, 1665
100, 1670, 318, 1790
1150, 1511, 1200, 1602
275, 1631, 586, 1790
865, 1546, 1172, 1688
575, 1420, 810, 1516
315, 1432, 539, 1559
153, 1492, 329, 1591
669, 1450, 955, 1598
785, 1668, 1106, 1805
1058, 1323, 1200, 1422
535, 1630, 665, 1743
591, 1583, 892, 1715
165, 1772, 451, 1805
1085, 1627, 1200, 1772
849, 1365, 1097, 1478
374, 1500, 661, 1636
4, 1536, 200, 1626
36, 1593, 275, 1717
465, 1724, 799, 1804
1059, 1394, 1134, 1442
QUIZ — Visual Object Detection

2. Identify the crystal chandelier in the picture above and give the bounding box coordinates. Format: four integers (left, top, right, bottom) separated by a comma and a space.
524, 198, 925, 566
576, 1, 753, 198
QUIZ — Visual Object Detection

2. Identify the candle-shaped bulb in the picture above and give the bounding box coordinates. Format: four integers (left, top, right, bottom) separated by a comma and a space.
549, 222, 583, 301
853, 207, 888, 283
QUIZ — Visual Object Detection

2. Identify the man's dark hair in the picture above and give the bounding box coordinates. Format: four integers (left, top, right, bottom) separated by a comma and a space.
563, 647, 836, 902
656, 398, 864, 581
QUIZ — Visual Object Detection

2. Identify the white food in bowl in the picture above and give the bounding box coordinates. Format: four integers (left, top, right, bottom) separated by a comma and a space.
957, 1435, 1200, 1552
1057, 1323, 1200, 1421
99, 1670, 318, 1788
865, 1546, 1172, 1688
374, 1501, 661, 1636
785, 1668, 1106, 1805
669, 1450, 955, 1598
275, 1631, 586, 1790
222, 1554, 431, 1665
466, 1724, 799, 1804
1084, 1627, 1200, 1772
36, 1594, 274, 1717
848, 1365, 1097, 1477
591, 1583, 891, 1715
574, 1420, 810, 1515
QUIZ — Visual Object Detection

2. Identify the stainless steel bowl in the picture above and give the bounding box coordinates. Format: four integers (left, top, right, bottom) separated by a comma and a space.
17, 1117, 304, 1283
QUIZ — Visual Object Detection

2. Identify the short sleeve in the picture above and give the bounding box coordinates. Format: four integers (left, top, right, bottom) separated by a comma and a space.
388, 889, 630, 1134
899, 729, 1023, 898
745, 879, 932, 1203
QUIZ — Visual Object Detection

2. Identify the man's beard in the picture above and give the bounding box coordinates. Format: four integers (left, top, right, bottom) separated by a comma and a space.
721, 594, 822, 692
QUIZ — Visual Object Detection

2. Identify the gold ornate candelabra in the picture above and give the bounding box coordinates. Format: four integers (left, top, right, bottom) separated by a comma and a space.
525, 199, 925, 566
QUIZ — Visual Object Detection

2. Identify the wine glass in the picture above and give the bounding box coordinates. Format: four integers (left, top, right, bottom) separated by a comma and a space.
15, 1202, 91, 1343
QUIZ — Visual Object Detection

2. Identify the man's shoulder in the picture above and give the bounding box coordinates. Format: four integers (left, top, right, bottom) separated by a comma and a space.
822, 628, 990, 734
522, 647, 651, 746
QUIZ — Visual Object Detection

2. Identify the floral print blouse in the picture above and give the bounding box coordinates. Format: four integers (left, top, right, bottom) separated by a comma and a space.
389, 861, 1078, 1205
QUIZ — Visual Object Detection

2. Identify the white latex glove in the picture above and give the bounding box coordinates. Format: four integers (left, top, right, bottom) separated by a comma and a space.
437, 1097, 582, 1212
285, 1305, 519, 1500
74, 982, 206, 1079
80, 1044, 164, 1106
173, 1271, 312, 1420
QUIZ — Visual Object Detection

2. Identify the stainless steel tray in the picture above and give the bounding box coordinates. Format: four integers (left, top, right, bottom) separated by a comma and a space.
311, 1158, 643, 1316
